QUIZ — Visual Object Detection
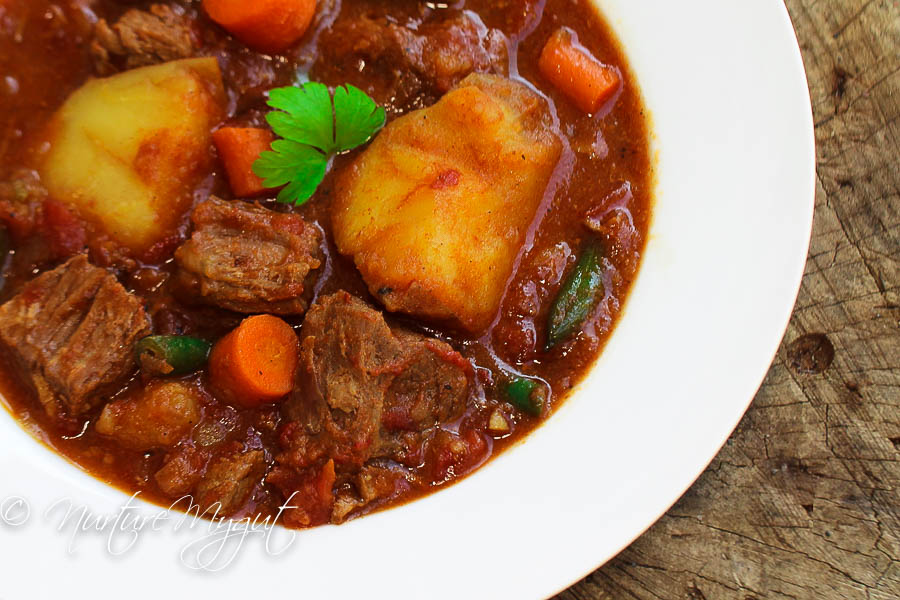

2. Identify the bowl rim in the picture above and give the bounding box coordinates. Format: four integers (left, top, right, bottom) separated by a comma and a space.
0, 0, 816, 598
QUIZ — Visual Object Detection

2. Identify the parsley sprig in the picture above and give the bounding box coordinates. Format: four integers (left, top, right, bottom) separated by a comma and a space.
253, 83, 386, 205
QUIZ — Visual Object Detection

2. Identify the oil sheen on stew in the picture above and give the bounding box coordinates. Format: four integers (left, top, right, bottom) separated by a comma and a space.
0, 0, 652, 527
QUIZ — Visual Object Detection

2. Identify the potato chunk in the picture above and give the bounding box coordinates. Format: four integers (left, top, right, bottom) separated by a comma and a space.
40, 58, 225, 253
332, 74, 561, 333
95, 380, 202, 450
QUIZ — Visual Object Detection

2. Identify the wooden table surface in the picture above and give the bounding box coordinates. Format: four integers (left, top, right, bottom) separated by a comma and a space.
556, 0, 900, 598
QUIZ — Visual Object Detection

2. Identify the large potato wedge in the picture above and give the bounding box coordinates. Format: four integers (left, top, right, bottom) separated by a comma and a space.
333, 74, 562, 333
39, 58, 225, 253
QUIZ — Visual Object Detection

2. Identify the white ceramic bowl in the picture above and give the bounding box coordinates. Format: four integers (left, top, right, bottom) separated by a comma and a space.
0, 1, 813, 598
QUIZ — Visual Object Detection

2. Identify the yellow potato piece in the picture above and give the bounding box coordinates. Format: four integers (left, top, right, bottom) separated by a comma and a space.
40, 58, 225, 253
333, 74, 562, 333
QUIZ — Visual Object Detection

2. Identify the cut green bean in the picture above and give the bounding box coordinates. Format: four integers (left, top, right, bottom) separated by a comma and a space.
505, 377, 546, 417
135, 335, 211, 376
546, 241, 605, 349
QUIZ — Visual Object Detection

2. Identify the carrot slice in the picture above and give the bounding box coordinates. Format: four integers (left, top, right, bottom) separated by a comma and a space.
317, 459, 336, 503
202, 0, 316, 54
209, 314, 300, 408
539, 27, 621, 114
212, 127, 274, 198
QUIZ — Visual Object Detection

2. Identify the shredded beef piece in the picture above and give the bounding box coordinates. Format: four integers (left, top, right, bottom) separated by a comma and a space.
584, 182, 641, 274
266, 459, 335, 528
280, 291, 470, 468
270, 291, 470, 524
174, 197, 322, 315
155, 445, 209, 497
194, 448, 267, 517
331, 463, 412, 523
91, 4, 199, 74
313, 12, 508, 113
0, 255, 151, 419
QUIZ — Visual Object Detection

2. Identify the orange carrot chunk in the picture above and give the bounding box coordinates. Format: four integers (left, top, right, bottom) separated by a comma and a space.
212, 127, 274, 198
317, 459, 336, 503
202, 0, 316, 54
539, 27, 621, 114
209, 314, 299, 408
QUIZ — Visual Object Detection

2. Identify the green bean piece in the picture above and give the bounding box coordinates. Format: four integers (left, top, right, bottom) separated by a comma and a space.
505, 377, 546, 417
546, 241, 605, 349
135, 335, 211, 376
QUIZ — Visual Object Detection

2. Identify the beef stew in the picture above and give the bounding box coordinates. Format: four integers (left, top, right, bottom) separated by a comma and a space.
0, 0, 652, 527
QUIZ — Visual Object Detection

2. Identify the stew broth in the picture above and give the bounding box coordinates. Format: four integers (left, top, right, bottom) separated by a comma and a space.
0, 0, 652, 525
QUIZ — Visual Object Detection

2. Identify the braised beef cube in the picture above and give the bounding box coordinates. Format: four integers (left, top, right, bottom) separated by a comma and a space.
588, 209, 640, 271
95, 381, 202, 450
278, 291, 470, 470
0, 255, 151, 418
331, 463, 412, 524
91, 4, 199, 74
413, 14, 509, 91
428, 427, 489, 482
493, 242, 575, 362
155, 445, 208, 497
194, 448, 267, 517
585, 183, 640, 258
313, 12, 508, 114
266, 459, 336, 528
384, 331, 471, 431
174, 197, 322, 315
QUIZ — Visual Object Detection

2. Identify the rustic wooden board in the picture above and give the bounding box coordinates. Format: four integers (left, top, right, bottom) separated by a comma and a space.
556, 0, 900, 598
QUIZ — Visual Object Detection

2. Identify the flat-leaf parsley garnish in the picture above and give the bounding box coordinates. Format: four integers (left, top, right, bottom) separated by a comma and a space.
253, 82, 386, 205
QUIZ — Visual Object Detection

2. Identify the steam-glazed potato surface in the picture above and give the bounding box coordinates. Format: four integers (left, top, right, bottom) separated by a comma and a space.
332, 74, 562, 333
39, 58, 225, 253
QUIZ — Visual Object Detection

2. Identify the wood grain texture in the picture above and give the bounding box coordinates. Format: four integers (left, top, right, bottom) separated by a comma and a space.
556, 0, 900, 598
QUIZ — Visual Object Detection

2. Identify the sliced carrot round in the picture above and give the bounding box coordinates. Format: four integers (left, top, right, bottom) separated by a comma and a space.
209, 314, 300, 408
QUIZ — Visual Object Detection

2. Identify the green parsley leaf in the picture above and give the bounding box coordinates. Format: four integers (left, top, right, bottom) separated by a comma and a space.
333, 84, 388, 152
253, 140, 327, 205
253, 82, 386, 206
266, 84, 334, 153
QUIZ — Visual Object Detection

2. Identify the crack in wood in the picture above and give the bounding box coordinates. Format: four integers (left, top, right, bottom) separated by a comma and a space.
556, 0, 900, 597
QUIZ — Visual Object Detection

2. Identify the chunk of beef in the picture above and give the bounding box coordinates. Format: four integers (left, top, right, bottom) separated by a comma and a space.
155, 445, 208, 497
95, 381, 202, 450
194, 448, 267, 517
493, 242, 575, 362
91, 4, 199, 75
477, 0, 546, 38
0, 255, 151, 419
584, 182, 641, 274
313, 12, 508, 114
331, 463, 412, 523
278, 291, 470, 470
266, 459, 335, 528
427, 427, 489, 483
174, 197, 322, 315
